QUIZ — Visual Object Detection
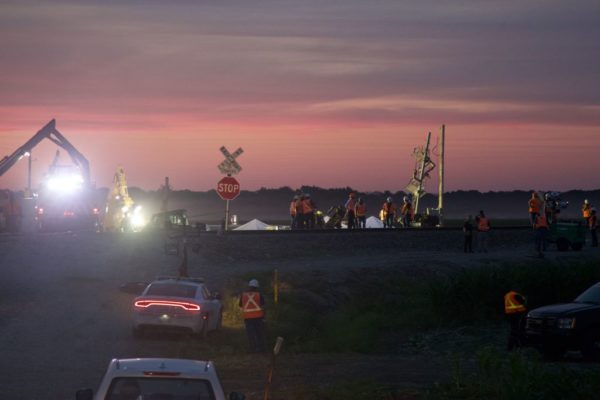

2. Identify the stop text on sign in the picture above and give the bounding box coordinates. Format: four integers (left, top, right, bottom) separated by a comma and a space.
217, 176, 241, 200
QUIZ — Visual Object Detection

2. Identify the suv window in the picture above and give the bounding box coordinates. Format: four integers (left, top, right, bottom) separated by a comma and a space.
575, 284, 600, 305
146, 283, 198, 299
106, 377, 215, 400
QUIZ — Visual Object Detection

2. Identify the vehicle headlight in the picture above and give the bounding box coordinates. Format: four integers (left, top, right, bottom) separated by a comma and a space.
557, 317, 576, 329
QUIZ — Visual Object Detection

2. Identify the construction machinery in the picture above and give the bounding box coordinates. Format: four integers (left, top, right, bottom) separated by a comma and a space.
103, 165, 145, 232
0, 119, 98, 232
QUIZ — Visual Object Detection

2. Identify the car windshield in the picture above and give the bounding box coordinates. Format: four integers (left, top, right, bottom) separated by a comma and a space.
106, 377, 215, 400
146, 283, 197, 299
574, 284, 600, 304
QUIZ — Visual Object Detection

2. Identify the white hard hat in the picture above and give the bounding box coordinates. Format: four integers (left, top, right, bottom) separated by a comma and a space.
248, 279, 259, 288
386, 197, 392, 202
585, 199, 589, 204
403, 196, 408, 201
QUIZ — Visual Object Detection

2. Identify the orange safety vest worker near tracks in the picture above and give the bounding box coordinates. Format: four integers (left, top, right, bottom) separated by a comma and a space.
534, 214, 549, 229
504, 291, 527, 314
355, 202, 367, 217
583, 201, 592, 219
241, 291, 265, 319
528, 195, 542, 214
477, 216, 490, 231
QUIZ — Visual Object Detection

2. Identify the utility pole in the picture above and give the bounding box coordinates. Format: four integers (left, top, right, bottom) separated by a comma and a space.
438, 125, 445, 227
414, 132, 432, 215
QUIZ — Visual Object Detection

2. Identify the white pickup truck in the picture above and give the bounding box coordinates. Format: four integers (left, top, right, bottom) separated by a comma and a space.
75, 358, 245, 400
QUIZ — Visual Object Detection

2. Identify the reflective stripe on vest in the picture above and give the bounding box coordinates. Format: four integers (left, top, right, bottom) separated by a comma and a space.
504, 291, 526, 314
478, 217, 490, 231
583, 205, 592, 218
242, 292, 264, 319
290, 201, 297, 216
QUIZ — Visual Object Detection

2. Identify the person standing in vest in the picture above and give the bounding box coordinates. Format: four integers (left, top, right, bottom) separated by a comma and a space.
475, 210, 490, 253
382, 197, 396, 228
344, 192, 357, 230
239, 279, 266, 353
355, 198, 367, 229
504, 288, 528, 351
401, 196, 412, 228
534, 213, 549, 258
582, 199, 592, 224
589, 209, 598, 248
302, 194, 315, 230
528, 192, 542, 228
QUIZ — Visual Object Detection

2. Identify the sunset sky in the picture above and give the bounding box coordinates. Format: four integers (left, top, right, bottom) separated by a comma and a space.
1, 0, 599, 193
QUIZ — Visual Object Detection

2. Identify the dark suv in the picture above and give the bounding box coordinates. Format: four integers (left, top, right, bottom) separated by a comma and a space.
525, 282, 600, 360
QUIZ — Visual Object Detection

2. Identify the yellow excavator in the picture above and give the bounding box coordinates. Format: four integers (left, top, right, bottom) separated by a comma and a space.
102, 165, 142, 232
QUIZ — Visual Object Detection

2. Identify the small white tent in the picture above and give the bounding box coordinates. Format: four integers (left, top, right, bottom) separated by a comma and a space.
366, 216, 384, 228
234, 218, 273, 231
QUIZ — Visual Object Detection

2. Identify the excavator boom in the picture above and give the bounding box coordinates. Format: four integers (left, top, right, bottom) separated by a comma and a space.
0, 119, 90, 184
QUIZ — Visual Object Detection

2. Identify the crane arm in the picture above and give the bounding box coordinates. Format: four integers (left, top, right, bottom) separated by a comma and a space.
0, 119, 90, 184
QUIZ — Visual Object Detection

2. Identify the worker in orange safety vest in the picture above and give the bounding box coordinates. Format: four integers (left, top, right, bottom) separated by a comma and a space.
289, 195, 299, 229
475, 210, 490, 253
583, 199, 592, 224
381, 197, 396, 228
301, 194, 315, 229
401, 196, 412, 228
528, 192, 543, 227
239, 279, 266, 353
504, 289, 528, 351
355, 198, 367, 229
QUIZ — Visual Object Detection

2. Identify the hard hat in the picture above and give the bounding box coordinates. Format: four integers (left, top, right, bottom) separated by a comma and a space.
386, 197, 392, 202
248, 279, 259, 288
403, 196, 408, 201
585, 199, 589, 204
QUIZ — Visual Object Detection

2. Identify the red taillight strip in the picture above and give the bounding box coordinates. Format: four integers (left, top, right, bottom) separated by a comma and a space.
143, 371, 181, 376
134, 300, 200, 311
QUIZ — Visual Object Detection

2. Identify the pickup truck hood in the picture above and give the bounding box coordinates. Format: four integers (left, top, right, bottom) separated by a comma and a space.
529, 302, 599, 317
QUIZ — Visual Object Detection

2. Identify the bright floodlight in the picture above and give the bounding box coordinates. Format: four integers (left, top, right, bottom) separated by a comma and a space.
130, 205, 146, 230
46, 173, 84, 193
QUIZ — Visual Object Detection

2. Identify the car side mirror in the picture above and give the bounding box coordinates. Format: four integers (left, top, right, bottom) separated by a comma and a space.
229, 392, 245, 400
76, 388, 94, 400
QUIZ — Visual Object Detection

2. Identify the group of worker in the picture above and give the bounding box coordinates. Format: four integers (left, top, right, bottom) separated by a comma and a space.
379, 195, 413, 228
528, 192, 598, 257
462, 210, 491, 253
289, 192, 414, 230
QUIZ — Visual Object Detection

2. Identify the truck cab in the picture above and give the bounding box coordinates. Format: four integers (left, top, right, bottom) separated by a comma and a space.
525, 282, 600, 359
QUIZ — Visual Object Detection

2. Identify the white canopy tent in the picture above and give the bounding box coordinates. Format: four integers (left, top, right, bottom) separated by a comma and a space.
234, 218, 273, 231
366, 216, 384, 228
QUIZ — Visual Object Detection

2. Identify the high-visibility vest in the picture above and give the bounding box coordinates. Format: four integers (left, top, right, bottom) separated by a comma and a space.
295, 199, 303, 215
504, 291, 526, 314
301, 199, 313, 214
583, 204, 592, 218
535, 215, 549, 229
355, 203, 367, 217
528, 198, 542, 214
241, 291, 264, 319
477, 217, 490, 232
290, 201, 297, 216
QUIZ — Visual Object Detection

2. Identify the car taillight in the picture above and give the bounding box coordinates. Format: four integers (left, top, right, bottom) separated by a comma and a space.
134, 300, 201, 311
143, 371, 181, 376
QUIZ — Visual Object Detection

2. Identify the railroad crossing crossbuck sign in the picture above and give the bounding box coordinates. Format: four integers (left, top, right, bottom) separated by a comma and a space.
218, 146, 243, 176
217, 176, 241, 201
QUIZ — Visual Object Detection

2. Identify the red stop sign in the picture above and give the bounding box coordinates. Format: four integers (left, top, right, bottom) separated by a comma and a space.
217, 176, 241, 200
